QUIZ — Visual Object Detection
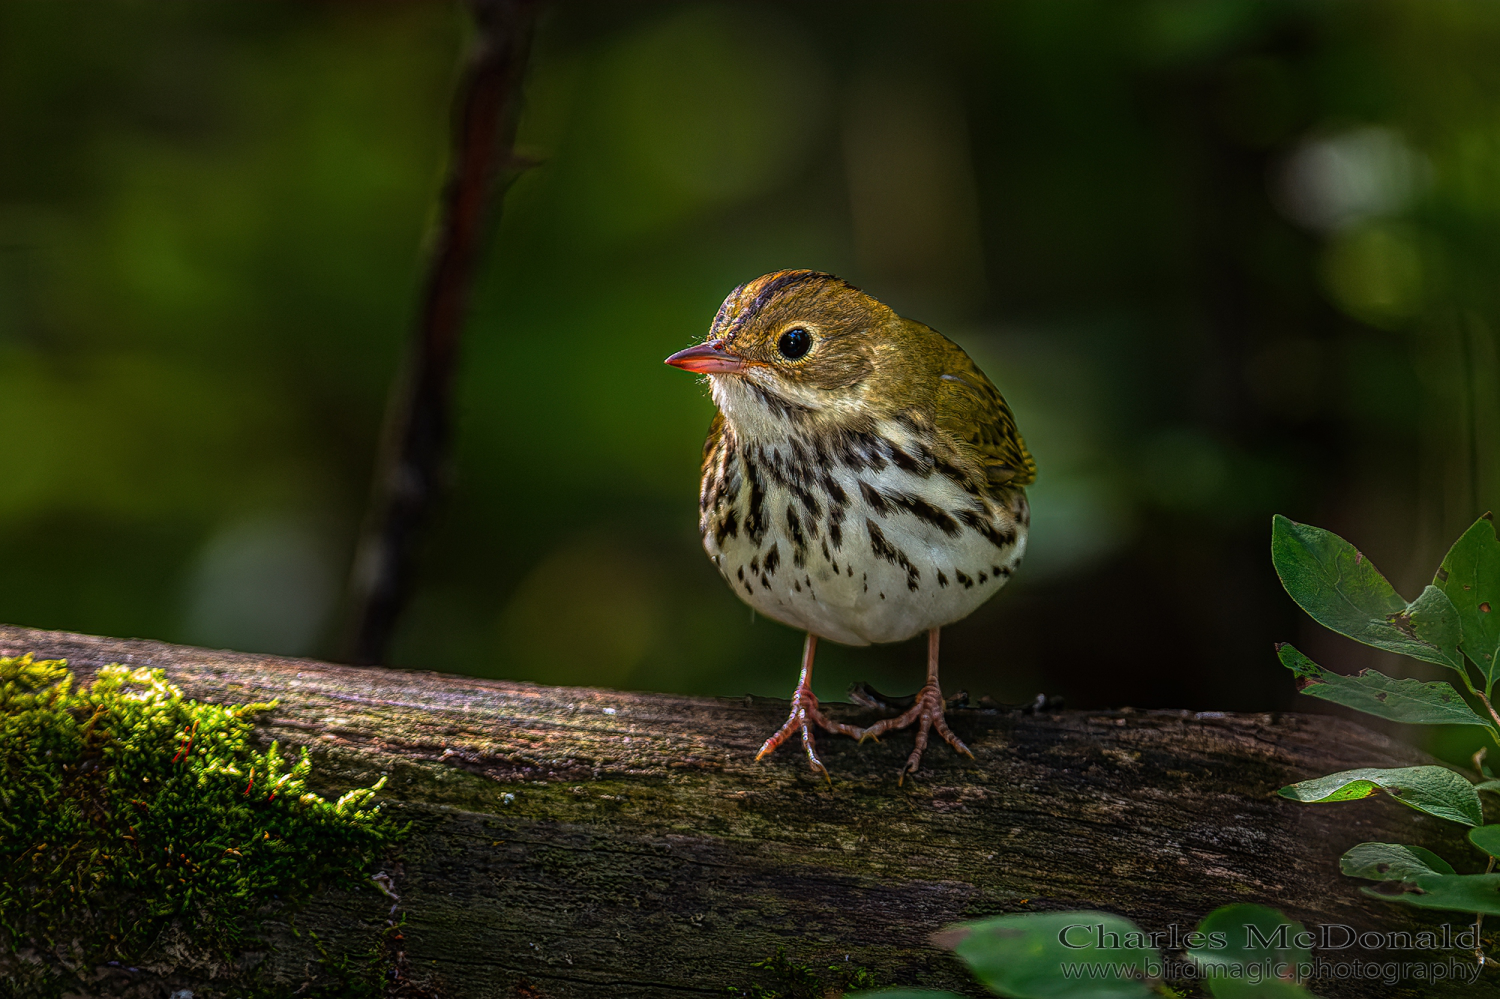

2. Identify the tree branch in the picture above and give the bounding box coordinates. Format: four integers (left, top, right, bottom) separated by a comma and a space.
343, 0, 540, 666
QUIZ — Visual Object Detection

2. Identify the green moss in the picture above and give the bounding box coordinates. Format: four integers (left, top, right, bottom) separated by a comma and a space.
730, 947, 879, 998
0, 654, 397, 995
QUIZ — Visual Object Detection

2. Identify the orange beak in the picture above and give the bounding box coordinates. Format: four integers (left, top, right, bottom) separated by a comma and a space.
664, 341, 746, 374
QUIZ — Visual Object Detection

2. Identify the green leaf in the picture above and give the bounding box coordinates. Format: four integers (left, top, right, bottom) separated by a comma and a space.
1277, 644, 1486, 726
935, 911, 1158, 999
1340, 842, 1456, 880
1477, 780, 1500, 795
1469, 825, 1500, 859
846, 993, 966, 999
1434, 514, 1500, 690
1277, 765, 1483, 826
1360, 872, 1500, 915
1271, 515, 1464, 670
1188, 904, 1315, 999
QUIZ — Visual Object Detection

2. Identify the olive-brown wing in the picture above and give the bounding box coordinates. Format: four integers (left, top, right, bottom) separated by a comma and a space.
932, 344, 1036, 490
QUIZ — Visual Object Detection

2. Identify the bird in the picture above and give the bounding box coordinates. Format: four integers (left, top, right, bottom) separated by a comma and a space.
664, 270, 1034, 782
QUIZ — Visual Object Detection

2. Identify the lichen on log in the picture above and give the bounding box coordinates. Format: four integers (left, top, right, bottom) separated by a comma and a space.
0, 624, 1493, 999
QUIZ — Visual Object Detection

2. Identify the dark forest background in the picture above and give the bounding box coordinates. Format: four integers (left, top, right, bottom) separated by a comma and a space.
2, 1, 1497, 758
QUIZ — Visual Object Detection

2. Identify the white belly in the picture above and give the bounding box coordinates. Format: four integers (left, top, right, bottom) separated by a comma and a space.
703, 452, 1027, 646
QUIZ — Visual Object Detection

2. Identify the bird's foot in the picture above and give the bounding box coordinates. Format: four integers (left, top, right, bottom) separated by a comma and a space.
857, 683, 973, 784
756, 686, 861, 784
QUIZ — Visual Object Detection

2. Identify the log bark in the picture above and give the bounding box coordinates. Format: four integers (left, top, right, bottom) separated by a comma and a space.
1, 623, 1494, 999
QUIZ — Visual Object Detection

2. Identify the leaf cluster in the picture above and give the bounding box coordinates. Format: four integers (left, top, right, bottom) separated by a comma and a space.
1271, 513, 1500, 944
1272, 512, 1500, 719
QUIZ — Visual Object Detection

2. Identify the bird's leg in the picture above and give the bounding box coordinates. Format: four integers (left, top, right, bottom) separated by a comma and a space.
755, 633, 861, 783
857, 628, 974, 784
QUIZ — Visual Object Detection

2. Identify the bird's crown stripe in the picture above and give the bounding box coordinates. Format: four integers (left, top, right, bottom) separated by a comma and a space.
712, 270, 851, 341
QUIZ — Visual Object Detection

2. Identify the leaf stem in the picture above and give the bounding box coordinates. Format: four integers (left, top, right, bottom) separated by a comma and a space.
1458, 661, 1483, 698
1475, 688, 1500, 735
1477, 856, 1496, 970
1470, 646, 1498, 699
1454, 666, 1500, 742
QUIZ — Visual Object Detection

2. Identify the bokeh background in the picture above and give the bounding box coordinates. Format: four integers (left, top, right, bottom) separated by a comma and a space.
3, 2, 1498, 736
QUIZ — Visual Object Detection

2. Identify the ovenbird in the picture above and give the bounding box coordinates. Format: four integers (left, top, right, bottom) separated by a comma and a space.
665, 270, 1035, 782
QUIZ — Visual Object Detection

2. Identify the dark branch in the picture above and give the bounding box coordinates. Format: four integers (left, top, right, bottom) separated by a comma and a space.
343, 0, 540, 666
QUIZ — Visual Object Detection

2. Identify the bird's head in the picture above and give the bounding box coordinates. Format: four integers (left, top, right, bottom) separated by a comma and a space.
665, 270, 908, 436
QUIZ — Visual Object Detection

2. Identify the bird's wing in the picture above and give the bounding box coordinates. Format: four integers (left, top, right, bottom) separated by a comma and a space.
932, 343, 1036, 490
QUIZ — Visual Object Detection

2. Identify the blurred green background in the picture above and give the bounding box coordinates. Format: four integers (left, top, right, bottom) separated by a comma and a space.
2, 1, 1497, 722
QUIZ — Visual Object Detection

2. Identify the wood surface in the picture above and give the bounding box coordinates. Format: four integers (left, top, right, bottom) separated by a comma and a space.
1, 624, 1494, 999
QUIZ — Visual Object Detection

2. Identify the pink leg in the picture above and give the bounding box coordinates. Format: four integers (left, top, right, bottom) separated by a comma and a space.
756, 633, 861, 783
857, 628, 973, 784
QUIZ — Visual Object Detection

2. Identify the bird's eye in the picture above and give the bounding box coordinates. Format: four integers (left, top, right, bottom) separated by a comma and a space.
777, 327, 811, 360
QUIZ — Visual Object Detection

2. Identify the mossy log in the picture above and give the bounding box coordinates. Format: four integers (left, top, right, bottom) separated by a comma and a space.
2, 624, 1496, 999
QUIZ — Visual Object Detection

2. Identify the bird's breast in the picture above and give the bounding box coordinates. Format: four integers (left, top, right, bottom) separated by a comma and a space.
698, 424, 1029, 646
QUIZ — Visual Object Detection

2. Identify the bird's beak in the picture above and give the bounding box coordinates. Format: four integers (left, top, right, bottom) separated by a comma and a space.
664, 341, 746, 375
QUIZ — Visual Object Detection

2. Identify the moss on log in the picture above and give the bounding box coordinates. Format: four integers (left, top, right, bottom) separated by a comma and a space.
1, 624, 1495, 999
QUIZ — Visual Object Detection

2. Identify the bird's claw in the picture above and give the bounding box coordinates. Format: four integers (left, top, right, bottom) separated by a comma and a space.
856, 683, 972, 783
757, 686, 858, 784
